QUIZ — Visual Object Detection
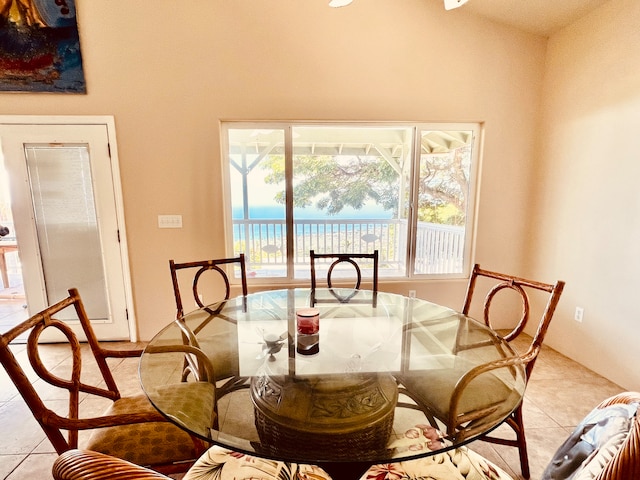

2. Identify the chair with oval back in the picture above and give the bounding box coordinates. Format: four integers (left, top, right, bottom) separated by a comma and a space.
169, 254, 249, 396
309, 250, 379, 307
0, 288, 214, 474
397, 264, 565, 479
169, 254, 247, 319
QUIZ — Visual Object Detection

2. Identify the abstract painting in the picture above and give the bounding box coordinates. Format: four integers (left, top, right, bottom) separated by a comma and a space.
0, 0, 86, 93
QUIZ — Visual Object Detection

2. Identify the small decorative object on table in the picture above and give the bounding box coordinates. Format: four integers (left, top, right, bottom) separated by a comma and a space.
296, 308, 320, 355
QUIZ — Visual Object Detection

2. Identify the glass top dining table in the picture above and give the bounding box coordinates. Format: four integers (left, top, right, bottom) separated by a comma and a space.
139, 288, 526, 474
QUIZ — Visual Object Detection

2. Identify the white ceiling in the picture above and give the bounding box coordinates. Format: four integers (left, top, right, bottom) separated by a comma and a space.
460, 0, 610, 36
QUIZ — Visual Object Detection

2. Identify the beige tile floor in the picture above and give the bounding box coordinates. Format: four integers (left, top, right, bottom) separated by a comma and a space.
470, 336, 625, 479
0, 302, 626, 480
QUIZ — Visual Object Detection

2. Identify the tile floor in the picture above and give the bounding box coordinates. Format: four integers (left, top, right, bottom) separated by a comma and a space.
0, 286, 27, 340
0, 296, 626, 480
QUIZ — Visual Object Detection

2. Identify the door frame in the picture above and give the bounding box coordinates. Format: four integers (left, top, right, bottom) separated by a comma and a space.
0, 115, 137, 341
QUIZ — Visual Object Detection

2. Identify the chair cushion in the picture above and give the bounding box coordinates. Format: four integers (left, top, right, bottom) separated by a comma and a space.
85, 383, 215, 467
183, 446, 333, 480
400, 360, 515, 419
195, 331, 241, 382
147, 381, 217, 438
542, 403, 638, 480
360, 446, 514, 480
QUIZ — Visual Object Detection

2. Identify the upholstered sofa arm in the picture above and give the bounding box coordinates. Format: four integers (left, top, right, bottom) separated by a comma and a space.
542, 391, 640, 480
597, 391, 640, 409
591, 391, 640, 480
52, 449, 169, 480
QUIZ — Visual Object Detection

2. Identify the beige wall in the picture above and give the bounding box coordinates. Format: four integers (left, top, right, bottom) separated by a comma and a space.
531, 0, 640, 390
0, 2, 547, 341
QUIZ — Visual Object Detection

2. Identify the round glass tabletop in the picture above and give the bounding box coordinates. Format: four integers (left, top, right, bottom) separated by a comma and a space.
140, 288, 526, 466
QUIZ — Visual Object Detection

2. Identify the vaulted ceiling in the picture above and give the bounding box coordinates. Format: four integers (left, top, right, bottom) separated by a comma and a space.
460, 0, 610, 36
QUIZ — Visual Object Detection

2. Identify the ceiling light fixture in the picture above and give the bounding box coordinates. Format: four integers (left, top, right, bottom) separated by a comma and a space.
444, 0, 469, 10
329, 0, 353, 7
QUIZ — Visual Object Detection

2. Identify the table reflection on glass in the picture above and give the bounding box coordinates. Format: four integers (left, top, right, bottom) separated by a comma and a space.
140, 288, 526, 478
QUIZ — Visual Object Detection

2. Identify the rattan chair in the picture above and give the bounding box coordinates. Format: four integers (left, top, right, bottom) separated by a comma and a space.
169, 254, 248, 395
52, 446, 333, 480
0, 288, 214, 474
309, 250, 379, 306
397, 264, 565, 479
169, 254, 247, 319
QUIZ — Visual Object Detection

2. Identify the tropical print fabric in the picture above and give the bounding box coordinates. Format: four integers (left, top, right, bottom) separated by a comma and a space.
360, 450, 513, 480
361, 424, 513, 480
183, 425, 513, 480
183, 446, 333, 480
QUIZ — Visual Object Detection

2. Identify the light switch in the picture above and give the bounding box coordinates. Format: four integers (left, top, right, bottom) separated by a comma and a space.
158, 215, 183, 228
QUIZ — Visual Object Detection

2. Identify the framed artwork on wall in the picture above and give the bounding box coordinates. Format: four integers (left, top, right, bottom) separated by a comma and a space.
0, 0, 86, 93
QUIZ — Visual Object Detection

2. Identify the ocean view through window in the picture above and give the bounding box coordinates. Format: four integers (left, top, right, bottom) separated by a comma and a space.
223, 123, 480, 283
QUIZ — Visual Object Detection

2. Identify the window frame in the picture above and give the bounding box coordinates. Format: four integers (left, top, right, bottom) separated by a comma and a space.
221, 121, 482, 285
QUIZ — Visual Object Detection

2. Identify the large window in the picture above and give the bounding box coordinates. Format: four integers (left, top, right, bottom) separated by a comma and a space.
222, 123, 480, 282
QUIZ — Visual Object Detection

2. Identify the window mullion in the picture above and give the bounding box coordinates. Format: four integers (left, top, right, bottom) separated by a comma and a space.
407, 126, 420, 278
284, 127, 295, 280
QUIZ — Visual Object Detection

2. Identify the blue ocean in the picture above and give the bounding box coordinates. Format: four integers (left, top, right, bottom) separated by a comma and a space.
232, 204, 392, 220
232, 204, 394, 242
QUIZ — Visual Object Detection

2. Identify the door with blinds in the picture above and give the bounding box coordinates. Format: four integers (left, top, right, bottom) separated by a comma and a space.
0, 120, 134, 341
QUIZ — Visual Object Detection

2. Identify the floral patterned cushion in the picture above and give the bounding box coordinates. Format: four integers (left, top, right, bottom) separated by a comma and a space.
183, 446, 333, 480
361, 450, 513, 480
360, 424, 514, 480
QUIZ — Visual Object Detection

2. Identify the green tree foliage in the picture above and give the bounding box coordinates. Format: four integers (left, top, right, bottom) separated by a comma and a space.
417, 147, 470, 226
262, 155, 400, 216
261, 147, 469, 226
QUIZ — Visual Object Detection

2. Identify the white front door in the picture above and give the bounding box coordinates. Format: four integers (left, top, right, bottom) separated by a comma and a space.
0, 119, 134, 341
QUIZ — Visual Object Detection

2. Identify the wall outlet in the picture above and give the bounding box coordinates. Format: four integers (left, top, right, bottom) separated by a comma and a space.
574, 307, 584, 323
